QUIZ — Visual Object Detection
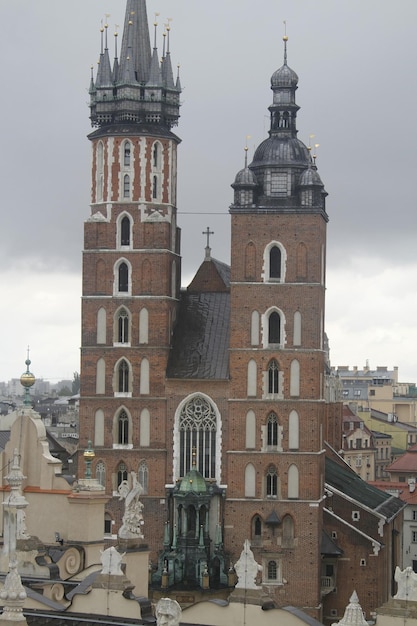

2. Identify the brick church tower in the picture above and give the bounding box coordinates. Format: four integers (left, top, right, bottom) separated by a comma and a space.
79, 0, 341, 615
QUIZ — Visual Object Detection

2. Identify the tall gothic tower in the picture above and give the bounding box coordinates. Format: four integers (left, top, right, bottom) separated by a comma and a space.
226, 35, 335, 612
79, 2, 341, 614
79, 0, 182, 542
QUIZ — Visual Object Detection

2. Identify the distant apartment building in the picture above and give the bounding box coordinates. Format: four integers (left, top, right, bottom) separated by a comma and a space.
333, 364, 417, 427
341, 406, 376, 481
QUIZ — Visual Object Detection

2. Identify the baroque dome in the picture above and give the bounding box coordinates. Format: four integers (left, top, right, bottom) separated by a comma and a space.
233, 166, 258, 187
251, 135, 310, 169
271, 63, 298, 88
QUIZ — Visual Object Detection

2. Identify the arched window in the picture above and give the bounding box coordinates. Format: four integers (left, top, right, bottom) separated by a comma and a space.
123, 141, 131, 167
94, 409, 104, 446
139, 308, 149, 344
266, 465, 278, 497
245, 463, 256, 498
153, 143, 159, 168
95, 460, 106, 487
247, 359, 257, 397
254, 516, 262, 537
104, 512, 113, 535
118, 410, 129, 445
152, 175, 158, 199
118, 262, 129, 293
97, 307, 106, 344
178, 395, 217, 479
289, 410, 299, 450
120, 216, 130, 246
123, 174, 130, 198
267, 412, 278, 447
268, 311, 281, 344
290, 359, 300, 396
288, 464, 299, 499
117, 308, 129, 344
246, 410, 256, 449
118, 359, 129, 393
117, 462, 128, 488
270, 246, 281, 279
251, 311, 260, 346
140, 409, 150, 447
96, 358, 105, 394
140, 358, 150, 395
138, 460, 148, 494
268, 359, 279, 395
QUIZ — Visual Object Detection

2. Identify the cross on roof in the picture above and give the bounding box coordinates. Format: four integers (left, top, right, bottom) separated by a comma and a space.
202, 227, 214, 248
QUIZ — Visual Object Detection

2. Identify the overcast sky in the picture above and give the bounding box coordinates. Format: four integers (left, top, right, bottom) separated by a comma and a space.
1, 0, 416, 386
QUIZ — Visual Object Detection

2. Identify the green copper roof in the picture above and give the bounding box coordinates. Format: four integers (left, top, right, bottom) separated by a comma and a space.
178, 468, 208, 493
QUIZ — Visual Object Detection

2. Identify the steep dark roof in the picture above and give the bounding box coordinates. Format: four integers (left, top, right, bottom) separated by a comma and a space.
321, 530, 343, 556
187, 257, 230, 293
325, 456, 405, 521
167, 292, 230, 379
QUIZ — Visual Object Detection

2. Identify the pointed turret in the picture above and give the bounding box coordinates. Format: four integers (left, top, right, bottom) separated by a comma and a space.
89, 0, 181, 129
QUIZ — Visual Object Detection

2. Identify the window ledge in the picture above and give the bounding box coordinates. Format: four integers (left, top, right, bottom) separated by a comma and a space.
112, 443, 133, 450
113, 342, 131, 348
114, 392, 132, 398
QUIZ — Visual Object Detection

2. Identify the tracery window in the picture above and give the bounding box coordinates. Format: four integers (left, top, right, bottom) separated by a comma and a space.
179, 396, 217, 479
138, 460, 148, 494
117, 462, 128, 488
117, 308, 129, 343
266, 465, 278, 497
267, 412, 278, 447
95, 460, 106, 487
118, 410, 129, 445
118, 360, 129, 393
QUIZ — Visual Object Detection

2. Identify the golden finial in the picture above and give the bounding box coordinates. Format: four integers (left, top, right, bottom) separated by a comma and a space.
154, 11, 160, 27
283, 20, 288, 42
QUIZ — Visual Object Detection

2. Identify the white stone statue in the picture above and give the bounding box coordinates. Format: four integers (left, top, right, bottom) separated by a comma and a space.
118, 472, 144, 539
155, 597, 182, 626
394, 565, 417, 601
234, 539, 262, 589
100, 546, 125, 576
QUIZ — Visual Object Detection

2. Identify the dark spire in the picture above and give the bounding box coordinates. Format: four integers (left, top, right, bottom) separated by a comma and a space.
119, 0, 151, 84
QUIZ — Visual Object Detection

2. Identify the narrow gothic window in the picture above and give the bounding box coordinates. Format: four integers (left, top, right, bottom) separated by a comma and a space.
118, 360, 129, 393
266, 465, 278, 497
267, 412, 278, 447
268, 359, 279, 394
270, 246, 281, 279
123, 174, 130, 198
268, 311, 281, 344
153, 143, 159, 168
118, 410, 129, 444
254, 516, 262, 537
179, 396, 217, 479
152, 175, 158, 199
120, 216, 130, 246
118, 309, 129, 343
117, 462, 128, 488
124, 142, 131, 167
95, 460, 106, 487
138, 460, 148, 494
118, 262, 128, 292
